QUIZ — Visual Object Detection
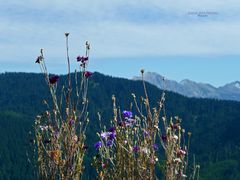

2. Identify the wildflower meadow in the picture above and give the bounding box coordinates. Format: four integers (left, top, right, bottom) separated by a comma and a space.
33, 34, 199, 179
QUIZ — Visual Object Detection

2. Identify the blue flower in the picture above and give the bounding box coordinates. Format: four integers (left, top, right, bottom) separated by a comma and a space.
122, 110, 133, 118
152, 144, 158, 151
133, 145, 140, 152
106, 140, 114, 147
100, 132, 110, 140
109, 132, 116, 140
94, 141, 102, 149
101, 131, 116, 140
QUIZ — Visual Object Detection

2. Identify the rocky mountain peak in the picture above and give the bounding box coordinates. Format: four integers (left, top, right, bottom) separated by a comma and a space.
133, 72, 240, 101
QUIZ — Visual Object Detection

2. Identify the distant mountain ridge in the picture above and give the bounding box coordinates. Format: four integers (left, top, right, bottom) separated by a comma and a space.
133, 72, 240, 101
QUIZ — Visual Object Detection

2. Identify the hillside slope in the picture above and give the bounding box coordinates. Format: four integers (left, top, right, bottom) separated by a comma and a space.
0, 72, 240, 179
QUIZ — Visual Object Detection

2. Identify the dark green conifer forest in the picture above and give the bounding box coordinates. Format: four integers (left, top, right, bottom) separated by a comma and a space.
0, 72, 240, 179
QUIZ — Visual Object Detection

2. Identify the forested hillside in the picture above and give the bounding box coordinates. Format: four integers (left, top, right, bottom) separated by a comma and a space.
0, 72, 240, 179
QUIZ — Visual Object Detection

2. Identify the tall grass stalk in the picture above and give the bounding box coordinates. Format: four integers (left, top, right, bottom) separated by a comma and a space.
34, 33, 91, 179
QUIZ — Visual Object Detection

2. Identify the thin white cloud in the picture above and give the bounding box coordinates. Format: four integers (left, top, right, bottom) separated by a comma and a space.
0, 0, 240, 64
21, 0, 240, 12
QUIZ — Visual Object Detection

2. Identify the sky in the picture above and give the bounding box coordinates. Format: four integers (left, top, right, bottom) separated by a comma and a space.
0, 0, 240, 87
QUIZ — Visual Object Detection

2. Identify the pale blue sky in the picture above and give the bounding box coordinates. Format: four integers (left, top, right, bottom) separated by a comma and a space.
0, 0, 240, 86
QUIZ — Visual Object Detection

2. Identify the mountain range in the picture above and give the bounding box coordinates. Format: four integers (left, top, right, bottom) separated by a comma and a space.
133, 72, 240, 101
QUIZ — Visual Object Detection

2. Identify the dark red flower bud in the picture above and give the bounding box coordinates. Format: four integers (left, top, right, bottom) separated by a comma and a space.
171, 124, 179, 130
161, 135, 167, 142
83, 145, 88, 150
102, 163, 107, 169
35, 56, 43, 63
84, 71, 93, 78
77, 56, 88, 62
49, 75, 59, 84
118, 121, 126, 127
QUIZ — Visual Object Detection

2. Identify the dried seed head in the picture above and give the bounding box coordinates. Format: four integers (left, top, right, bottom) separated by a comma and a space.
173, 135, 179, 140
45, 111, 50, 117
178, 149, 186, 155
140, 69, 144, 74
53, 110, 57, 115
162, 117, 166, 121
73, 135, 78, 143
159, 101, 163, 108
167, 127, 171, 134
43, 100, 48, 105
66, 108, 69, 115
50, 150, 61, 163
112, 95, 115, 101
86, 41, 90, 50
175, 116, 181, 123
153, 108, 157, 113
182, 174, 187, 178
174, 158, 182, 163
154, 125, 159, 130
65, 32, 70, 37
131, 93, 136, 98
